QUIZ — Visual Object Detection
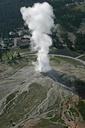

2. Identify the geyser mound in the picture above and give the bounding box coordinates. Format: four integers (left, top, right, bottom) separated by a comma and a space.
20, 2, 54, 72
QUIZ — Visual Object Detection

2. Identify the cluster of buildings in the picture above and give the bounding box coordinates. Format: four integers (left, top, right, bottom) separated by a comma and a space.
0, 28, 30, 49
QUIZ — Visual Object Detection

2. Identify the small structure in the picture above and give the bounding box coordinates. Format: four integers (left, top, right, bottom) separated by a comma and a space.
16, 36, 30, 48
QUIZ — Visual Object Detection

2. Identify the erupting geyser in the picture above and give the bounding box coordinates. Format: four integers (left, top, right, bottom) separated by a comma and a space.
20, 2, 54, 72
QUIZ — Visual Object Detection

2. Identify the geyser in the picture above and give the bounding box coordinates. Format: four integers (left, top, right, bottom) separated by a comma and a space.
20, 2, 54, 72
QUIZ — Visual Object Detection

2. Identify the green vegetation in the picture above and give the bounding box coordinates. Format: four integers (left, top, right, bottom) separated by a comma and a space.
51, 0, 85, 31
50, 116, 58, 122
77, 100, 85, 120
47, 111, 54, 118
74, 3, 85, 12
51, 0, 85, 53
39, 118, 66, 128
6, 91, 18, 104
75, 33, 85, 53
50, 55, 84, 67
50, 56, 61, 65
0, 48, 36, 67
50, 115, 65, 124
0, 48, 21, 63
0, 0, 85, 53
79, 55, 85, 61
69, 107, 79, 117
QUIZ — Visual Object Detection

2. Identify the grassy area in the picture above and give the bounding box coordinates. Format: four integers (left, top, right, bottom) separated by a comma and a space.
1, 48, 34, 62
0, 48, 37, 73
74, 4, 85, 12
79, 55, 85, 61
50, 56, 84, 67
47, 111, 55, 118
38, 118, 67, 128
50, 115, 65, 124
69, 107, 79, 118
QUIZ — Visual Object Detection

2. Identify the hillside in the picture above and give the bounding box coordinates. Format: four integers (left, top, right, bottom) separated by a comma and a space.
0, 0, 85, 53
0, 0, 84, 36
0, 0, 46, 36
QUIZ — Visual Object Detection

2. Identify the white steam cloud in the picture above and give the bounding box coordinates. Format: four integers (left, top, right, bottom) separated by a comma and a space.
20, 2, 54, 72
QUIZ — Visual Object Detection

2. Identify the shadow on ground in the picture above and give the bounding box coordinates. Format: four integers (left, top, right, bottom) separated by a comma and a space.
42, 69, 85, 99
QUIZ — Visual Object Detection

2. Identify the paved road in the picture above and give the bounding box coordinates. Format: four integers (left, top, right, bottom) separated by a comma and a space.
50, 54, 85, 65
76, 54, 85, 59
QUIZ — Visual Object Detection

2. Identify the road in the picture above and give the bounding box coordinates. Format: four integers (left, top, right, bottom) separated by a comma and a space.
50, 54, 85, 65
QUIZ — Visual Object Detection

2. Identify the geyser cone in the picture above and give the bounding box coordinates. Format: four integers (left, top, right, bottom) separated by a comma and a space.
35, 51, 51, 72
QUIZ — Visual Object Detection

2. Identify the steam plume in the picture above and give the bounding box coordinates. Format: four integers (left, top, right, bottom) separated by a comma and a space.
20, 2, 54, 72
